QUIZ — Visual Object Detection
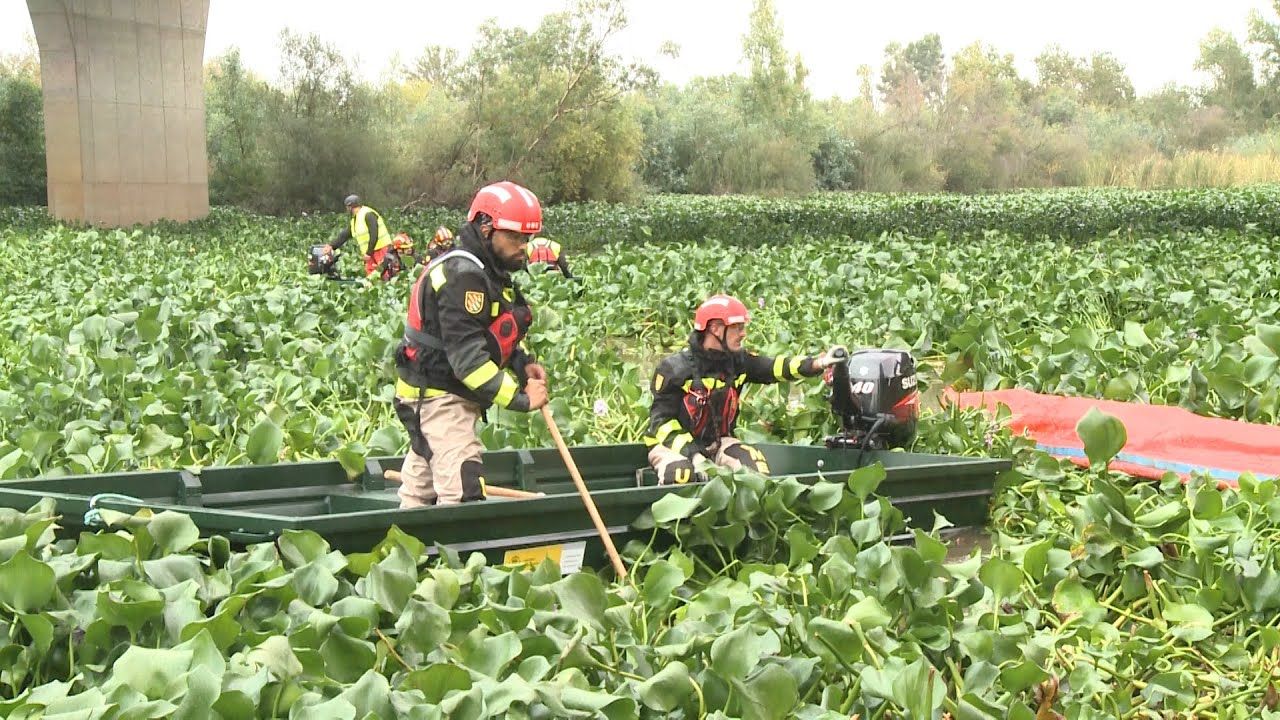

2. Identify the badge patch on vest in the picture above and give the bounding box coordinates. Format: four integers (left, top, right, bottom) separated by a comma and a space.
464, 291, 485, 314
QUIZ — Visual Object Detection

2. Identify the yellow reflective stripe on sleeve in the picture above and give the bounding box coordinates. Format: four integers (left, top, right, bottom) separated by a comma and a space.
429, 264, 447, 291
654, 373, 665, 393
394, 378, 449, 400
735, 373, 747, 387
395, 378, 416, 398
670, 433, 692, 454
773, 356, 785, 380
495, 373, 520, 408
789, 357, 803, 377
502, 288, 514, 301
654, 418, 683, 445
462, 361, 500, 390
643, 435, 659, 447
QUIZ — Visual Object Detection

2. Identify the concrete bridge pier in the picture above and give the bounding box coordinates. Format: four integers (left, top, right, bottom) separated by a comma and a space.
26, 0, 211, 226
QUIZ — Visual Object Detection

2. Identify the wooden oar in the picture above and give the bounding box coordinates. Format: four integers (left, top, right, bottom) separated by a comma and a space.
540, 405, 628, 579
382, 469, 545, 500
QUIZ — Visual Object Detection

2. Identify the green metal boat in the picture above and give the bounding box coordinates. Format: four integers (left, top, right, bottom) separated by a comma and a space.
0, 442, 1008, 572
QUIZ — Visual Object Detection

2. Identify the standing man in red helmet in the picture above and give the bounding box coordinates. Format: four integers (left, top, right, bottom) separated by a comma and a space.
644, 294, 846, 485
391, 181, 549, 507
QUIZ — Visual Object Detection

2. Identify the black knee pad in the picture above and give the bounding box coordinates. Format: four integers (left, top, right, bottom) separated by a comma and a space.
393, 399, 432, 459
661, 459, 697, 485
460, 460, 488, 502
723, 443, 770, 474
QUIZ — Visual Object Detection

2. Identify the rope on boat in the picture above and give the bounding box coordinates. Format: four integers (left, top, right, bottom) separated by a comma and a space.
84, 493, 147, 527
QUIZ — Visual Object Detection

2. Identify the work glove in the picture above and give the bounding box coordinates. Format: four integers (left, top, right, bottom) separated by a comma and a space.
814, 345, 849, 369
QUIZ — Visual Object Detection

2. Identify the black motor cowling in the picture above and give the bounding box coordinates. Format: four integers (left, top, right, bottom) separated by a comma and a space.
308, 245, 339, 277
825, 349, 919, 450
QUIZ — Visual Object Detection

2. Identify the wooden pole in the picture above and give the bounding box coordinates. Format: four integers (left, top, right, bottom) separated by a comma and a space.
540, 405, 628, 579
382, 469, 545, 500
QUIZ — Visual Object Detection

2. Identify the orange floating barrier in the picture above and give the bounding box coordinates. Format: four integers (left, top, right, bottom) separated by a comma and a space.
946, 389, 1280, 485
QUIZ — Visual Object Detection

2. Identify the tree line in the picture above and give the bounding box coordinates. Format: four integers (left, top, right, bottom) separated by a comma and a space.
5, 0, 1280, 211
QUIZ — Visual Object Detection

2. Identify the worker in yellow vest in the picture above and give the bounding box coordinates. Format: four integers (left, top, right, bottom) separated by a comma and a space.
323, 195, 402, 280
525, 236, 574, 278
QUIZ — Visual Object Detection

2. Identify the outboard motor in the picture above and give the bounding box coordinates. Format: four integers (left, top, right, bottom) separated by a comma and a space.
308, 245, 340, 278
824, 349, 919, 451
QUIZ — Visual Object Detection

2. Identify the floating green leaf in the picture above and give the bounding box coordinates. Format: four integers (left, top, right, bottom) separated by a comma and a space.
0, 551, 55, 612
245, 417, 284, 465
1075, 407, 1127, 468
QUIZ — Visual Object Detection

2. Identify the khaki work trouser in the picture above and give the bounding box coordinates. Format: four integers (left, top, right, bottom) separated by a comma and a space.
648, 437, 770, 485
397, 393, 484, 508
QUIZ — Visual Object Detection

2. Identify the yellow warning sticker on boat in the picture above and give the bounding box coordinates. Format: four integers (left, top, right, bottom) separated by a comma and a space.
504, 541, 586, 574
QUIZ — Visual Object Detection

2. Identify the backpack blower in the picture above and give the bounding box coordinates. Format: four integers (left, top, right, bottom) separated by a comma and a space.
307, 231, 420, 282
307, 245, 344, 279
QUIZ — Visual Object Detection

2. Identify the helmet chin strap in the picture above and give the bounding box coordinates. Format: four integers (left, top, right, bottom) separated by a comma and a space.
700, 323, 732, 353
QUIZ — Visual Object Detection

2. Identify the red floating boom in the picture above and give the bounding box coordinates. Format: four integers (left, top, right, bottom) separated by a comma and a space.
947, 389, 1280, 485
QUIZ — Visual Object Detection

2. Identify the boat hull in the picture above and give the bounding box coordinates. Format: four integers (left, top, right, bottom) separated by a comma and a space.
0, 443, 1009, 571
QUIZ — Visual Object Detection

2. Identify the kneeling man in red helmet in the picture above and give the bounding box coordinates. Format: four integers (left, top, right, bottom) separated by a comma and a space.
644, 294, 845, 485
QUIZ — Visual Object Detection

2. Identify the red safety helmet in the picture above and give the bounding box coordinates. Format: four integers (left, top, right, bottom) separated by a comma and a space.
428, 226, 454, 250
392, 231, 415, 252
693, 294, 750, 331
467, 181, 543, 234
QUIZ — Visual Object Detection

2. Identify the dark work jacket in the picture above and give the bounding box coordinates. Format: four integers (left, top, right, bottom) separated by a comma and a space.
644, 332, 819, 457
394, 223, 533, 410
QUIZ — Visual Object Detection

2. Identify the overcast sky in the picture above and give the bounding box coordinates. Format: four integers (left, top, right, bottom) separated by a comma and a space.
2, 1, 1274, 97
